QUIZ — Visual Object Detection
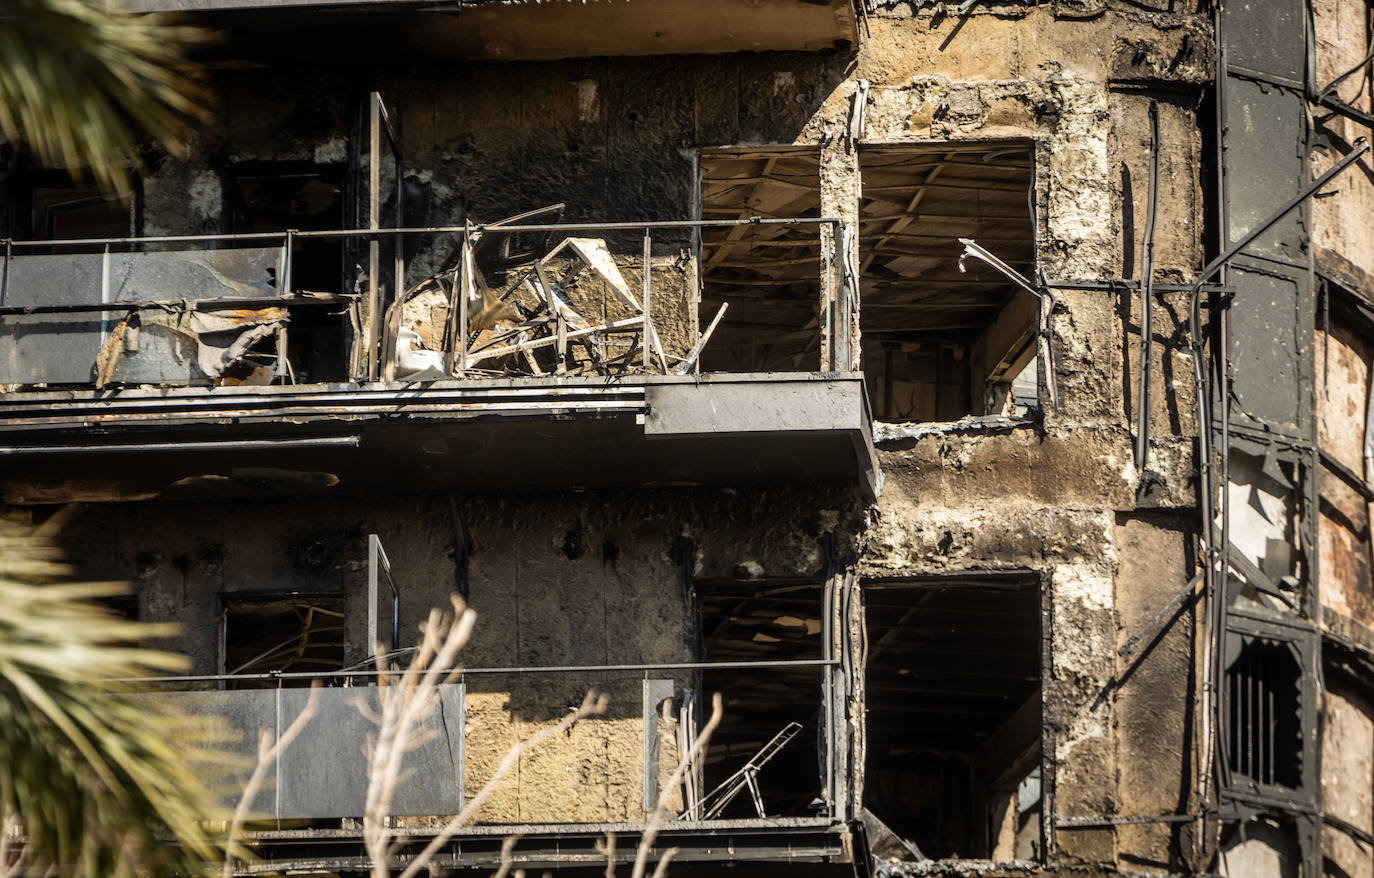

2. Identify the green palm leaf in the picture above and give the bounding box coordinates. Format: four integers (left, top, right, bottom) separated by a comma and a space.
0, 0, 211, 192
0, 514, 232, 877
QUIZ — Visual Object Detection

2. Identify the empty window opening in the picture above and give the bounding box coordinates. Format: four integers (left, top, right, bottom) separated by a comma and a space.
858, 144, 1038, 422
225, 162, 349, 383
222, 595, 345, 688
698, 149, 822, 373
10, 169, 140, 244
698, 580, 825, 819
98, 593, 139, 621
864, 577, 1042, 861
1226, 639, 1301, 789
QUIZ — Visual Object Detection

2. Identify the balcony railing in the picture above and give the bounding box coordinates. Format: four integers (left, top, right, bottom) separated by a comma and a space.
124, 657, 845, 826
0, 217, 856, 390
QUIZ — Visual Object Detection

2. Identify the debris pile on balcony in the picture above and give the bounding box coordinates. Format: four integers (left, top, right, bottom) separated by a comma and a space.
388, 224, 726, 382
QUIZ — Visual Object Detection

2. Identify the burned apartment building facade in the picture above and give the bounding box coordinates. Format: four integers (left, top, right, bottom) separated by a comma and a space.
2, 0, 1374, 873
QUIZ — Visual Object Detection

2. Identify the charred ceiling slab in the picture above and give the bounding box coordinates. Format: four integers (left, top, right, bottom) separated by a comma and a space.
114, 0, 859, 62
856, 144, 1038, 422
0, 373, 878, 502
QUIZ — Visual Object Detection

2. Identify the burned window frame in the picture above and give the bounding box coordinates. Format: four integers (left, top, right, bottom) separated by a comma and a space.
3, 164, 143, 243
855, 140, 1043, 424
859, 571, 1047, 864
219, 592, 347, 687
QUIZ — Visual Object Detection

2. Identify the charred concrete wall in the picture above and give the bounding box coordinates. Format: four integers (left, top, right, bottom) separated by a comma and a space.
51, 486, 862, 823
1318, 307, 1374, 634
849, 5, 1206, 872
1310, 0, 1374, 866
1310, 0, 1374, 293
22, 0, 1374, 872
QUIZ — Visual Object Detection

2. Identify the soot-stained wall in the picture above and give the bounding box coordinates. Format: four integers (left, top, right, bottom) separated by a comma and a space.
53, 486, 862, 822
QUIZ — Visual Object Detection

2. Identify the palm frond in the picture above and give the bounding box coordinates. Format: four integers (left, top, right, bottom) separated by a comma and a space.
0, 514, 231, 877
0, 0, 211, 192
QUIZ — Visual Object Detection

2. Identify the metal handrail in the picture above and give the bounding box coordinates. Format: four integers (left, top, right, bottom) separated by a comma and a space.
108, 657, 839, 685
1, 216, 841, 250
1, 214, 852, 380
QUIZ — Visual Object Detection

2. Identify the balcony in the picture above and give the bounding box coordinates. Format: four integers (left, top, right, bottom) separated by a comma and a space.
127, 616, 855, 873
110, 0, 860, 62
0, 217, 877, 503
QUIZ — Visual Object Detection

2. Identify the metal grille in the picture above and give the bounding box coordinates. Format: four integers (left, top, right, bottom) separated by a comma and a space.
1226, 641, 1301, 788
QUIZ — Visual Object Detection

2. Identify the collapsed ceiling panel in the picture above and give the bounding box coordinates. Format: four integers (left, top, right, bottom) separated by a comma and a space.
699, 149, 823, 373
859, 144, 1034, 346
858, 143, 1037, 421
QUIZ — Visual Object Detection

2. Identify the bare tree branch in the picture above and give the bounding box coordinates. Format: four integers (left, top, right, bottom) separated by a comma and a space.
630, 693, 724, 878
222, 682, 322, 878
596, 831, 616, 878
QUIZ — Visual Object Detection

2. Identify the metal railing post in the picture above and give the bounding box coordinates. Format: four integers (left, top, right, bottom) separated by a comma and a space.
367, 533, 380, 657
642, 230, 652, 373
367, 92, 382, 382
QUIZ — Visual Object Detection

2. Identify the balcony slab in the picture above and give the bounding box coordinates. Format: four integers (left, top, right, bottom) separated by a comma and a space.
112, 0, 859, 62
233, 818, 857, 875
0, 373, 878, 503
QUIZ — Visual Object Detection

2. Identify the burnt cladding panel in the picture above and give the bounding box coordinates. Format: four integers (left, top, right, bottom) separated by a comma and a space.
1220, 80, 1308, 263
1226, 265, 1307, 429
0, 254, 105, 384
276, 685, 466, 819
137, 685, 465, 820
0, 248, 283, 385
1219, 0, 1306, 82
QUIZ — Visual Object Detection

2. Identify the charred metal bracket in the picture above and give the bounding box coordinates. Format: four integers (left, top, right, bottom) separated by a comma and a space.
1319, 447, 1374, 502
958, 237, 1058, 409
1193, 140, 1369, 298
366, 533, 401, 658
1136, 102, 1161, 478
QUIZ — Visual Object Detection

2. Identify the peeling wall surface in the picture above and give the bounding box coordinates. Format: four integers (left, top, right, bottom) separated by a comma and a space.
4, 0, 1374, 873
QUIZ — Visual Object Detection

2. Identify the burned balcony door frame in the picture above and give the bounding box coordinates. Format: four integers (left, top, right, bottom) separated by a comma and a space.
1209, 0, 1326, 864
219, 592, 348, 685
366, 533, 401, 662
694, 146, 845, 373
4, 166, 144, 243
366, 90, 404, 383
689, 560, 856, 823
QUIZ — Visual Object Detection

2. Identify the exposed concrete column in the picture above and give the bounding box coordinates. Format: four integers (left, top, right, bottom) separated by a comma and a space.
1045, 521, 1120, 866
1038, 76, 1120, 430
820, 127, 862, 372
